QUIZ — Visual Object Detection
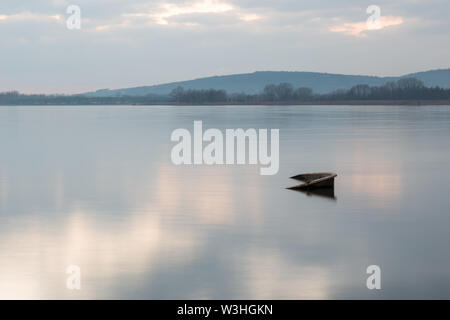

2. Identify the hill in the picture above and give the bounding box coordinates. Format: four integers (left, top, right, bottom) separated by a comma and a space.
83, 69, 450, 97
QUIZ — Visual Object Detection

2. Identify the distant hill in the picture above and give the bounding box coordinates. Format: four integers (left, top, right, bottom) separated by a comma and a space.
83, 69, 450, 97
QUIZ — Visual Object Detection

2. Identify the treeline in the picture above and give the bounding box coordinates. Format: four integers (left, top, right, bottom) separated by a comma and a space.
170, 83, 313, 103
169, 78, 450, 103
325, 78, 450, 100
0, 91, 170, 105
170, 87, 227, 103
2, 78, 450, 105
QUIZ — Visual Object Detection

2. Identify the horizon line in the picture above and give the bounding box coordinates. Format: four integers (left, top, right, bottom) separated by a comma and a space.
6, 67, 450, 96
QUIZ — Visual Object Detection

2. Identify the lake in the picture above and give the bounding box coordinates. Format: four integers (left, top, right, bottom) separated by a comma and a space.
1, 105, 450, 299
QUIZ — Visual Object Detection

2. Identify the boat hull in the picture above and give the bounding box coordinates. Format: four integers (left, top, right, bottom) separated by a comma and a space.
288, 172, 337, 190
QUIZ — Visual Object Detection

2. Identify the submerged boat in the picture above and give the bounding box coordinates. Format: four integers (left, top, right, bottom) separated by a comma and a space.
287, 172, 337, 190
290, 186, 336, 200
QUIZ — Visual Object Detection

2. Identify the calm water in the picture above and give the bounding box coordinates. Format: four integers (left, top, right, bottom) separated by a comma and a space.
1, 105, 450, 299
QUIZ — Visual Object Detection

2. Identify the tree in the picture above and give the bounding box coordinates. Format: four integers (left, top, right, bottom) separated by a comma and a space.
276, 83, 294, 101
397, 78, 425, 90
293, 87, 313, 100
263, 84, 278, 101
170, 86, 185, 102
349, 84, 371, 98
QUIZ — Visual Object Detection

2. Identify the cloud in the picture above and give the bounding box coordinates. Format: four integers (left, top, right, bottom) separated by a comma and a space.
0, 0, 449, 93
330, 16, 404, 37
0, 11, 62, 23
150, 0, 234, 25
95, 0, 260, 30
239, 13, 262, 22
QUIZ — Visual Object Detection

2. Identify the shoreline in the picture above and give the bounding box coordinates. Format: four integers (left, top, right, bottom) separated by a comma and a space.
2, 100, 450, 107
143, 100, 450, 106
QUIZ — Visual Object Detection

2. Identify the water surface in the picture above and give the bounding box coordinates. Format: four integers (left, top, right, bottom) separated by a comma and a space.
1, 105, 450, 299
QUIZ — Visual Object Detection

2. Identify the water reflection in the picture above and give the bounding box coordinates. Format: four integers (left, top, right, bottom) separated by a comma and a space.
244, 249, 330, 299
0, 161, 263, 299
289, 187, 336, 200
1, 105, 450, 299
0, 170, 7, 211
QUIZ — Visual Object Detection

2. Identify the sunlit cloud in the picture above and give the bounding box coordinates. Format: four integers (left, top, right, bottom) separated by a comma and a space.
155, 0, 234, 25
124, 0, 233, 25
95, 21, 131, 31
330, 16, 404, 37
96, 0, 259, 31
0, 12, 62, 23
239, 13, 262, 22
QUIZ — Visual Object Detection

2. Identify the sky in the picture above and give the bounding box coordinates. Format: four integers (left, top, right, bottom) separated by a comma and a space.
0, 0, 449, 94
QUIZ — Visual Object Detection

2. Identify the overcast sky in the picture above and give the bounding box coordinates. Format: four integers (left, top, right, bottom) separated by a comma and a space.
1, 0, 449, 93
